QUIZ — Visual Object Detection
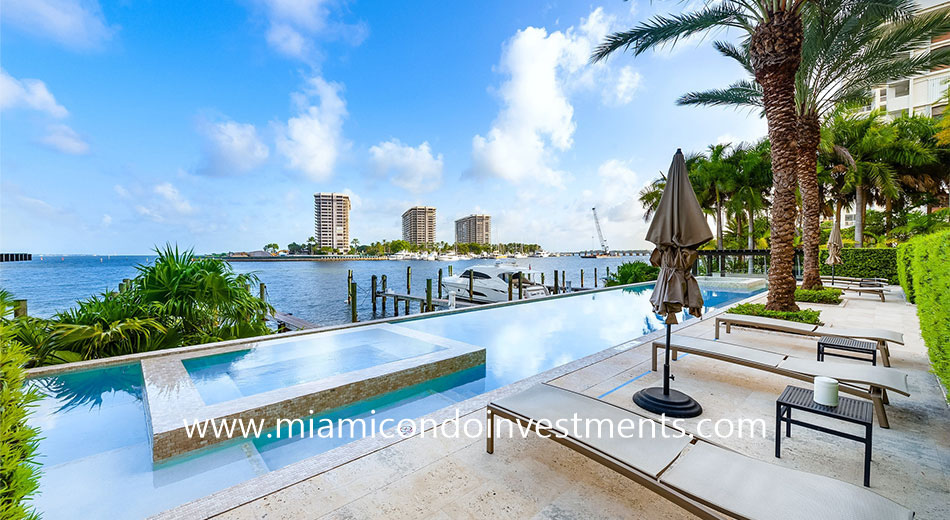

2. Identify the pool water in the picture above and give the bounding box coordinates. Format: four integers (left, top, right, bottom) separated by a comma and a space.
26, 285, 758, 519
183, 328, 447, 404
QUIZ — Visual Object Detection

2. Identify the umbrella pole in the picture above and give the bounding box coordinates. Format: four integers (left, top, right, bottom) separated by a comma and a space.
663, 323, 672, 395
832, 265, 835, 286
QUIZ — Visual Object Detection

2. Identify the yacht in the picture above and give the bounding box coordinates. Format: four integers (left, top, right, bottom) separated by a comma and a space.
441, 264, 549, 303
436, 252, 460, 261
530, 250, 551, 258
389, 250, 412, 260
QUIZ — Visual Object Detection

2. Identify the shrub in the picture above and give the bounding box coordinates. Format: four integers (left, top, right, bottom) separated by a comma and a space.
909, 229, 950, 397
896, 241, 915, 303
728, 303, 823, 325
1, 298, 43, 520
819, 248, 897, 284
795, 288, 843, 305
605, 261, 660, 287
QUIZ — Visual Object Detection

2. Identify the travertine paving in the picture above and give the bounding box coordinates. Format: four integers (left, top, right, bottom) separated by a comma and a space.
213, 290, 949, 520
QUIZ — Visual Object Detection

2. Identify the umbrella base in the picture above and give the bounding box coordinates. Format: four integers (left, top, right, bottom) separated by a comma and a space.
633, 387, 703, 418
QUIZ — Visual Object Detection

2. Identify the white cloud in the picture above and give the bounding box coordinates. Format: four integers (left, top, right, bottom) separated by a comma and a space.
470, 8, 627, 186
197, 119, 269, 176
114, 184, 130, 198
101, 214, 112, 226
604, 66, 642, 106
0, 69, 68, 118
1, 0, 115, 50
254, 0, 365, 60
135, 205, 163, 222
369, 139, 443, 193
153, 182, 194, 215
276, 76, 348, 181
40, 123, 89, 154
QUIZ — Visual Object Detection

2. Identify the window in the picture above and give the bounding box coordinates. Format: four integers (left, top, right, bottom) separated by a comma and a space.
892, 80, 910, 98
460, 270, 491, 280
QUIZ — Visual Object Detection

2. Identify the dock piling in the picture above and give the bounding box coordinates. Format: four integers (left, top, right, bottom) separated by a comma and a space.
347, 270, 353, 303
553, 270, 558, 294
406, 266, 411, 314
381, 275, 388, 314
561, 271, 565, 291
595, 268, 598, 288
581, 269, 584, 288
469, 269, 474, 302
371, 275, 378, 313
518, 272, 523, 300
438, 269, 443, 299
426, 279, 433, 312
259, 282, 266, 301
508, 276, 513, 301
350, 282, 357, 322
448, 265, 453, 276
13, 299, 27, 318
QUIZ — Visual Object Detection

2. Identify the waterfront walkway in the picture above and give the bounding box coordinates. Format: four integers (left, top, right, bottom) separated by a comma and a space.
211, 290, 949, 519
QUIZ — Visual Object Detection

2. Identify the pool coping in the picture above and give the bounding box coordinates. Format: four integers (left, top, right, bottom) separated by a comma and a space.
143, 324, 486, 462
148, 287, 767, 520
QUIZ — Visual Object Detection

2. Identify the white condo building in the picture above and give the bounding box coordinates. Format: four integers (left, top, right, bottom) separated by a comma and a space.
313, 193, 351, 252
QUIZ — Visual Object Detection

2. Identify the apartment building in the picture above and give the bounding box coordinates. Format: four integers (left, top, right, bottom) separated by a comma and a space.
865, 0, 949, 119
313, 193, 351, 251
402, 206, 437, 245
454, 214, 491, 245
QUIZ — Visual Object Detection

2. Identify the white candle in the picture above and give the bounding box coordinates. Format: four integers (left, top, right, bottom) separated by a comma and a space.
814, 376, 839, 407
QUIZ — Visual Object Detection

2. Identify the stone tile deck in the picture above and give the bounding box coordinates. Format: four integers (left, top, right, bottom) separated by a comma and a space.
214, 290, 950, 520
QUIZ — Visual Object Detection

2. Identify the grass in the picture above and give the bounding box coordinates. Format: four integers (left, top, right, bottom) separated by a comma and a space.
795, 288, 843, 305
728, 303, 823, 325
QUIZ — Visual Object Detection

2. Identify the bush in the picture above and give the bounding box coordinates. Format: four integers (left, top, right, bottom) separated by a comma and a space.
795, 288, 843, 305
605, 261, 660, 287
1, 299, 43, 520
728, 303, 823, 325
897, 241, 915, 303
819, 248, 897, 284
909, 229, 950, 397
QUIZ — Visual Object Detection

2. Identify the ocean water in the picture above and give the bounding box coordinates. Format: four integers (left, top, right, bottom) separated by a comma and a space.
0, 255, 643, 326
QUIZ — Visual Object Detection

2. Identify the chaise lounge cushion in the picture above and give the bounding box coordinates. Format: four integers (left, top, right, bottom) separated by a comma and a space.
660, 442, 914, 520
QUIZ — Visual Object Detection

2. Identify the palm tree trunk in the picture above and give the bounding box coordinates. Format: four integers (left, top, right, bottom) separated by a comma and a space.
854, 186, 865, 248
884, 197, 892, 232
747, 209, 755, 274
798, 114, 822, 290
716, 198, 724, 274
751, 11, 802, 311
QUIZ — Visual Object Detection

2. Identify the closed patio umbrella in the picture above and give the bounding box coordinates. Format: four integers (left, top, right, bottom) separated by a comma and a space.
633, 149, 713, 418
826, 218, 843, 285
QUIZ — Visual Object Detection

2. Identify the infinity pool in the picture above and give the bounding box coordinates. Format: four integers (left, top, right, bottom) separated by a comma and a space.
27, 285, 757, 519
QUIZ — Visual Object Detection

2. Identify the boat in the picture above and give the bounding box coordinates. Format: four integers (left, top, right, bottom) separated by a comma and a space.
389, 250, 413, 260
441, 264, 549, 303
529, 250, 550, 258
436, 253, 460, 261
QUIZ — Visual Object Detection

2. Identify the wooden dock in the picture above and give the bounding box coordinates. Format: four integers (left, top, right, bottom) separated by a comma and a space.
375, 291, 478, 311
271, 311, 319, 331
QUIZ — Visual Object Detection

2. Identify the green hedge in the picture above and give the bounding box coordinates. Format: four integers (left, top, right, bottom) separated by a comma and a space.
795, 288, 843, 305
897, 241, 915, 303
909, 229, 950, 397
819, 248, 898, 284
0, 323, 42, 520
729, 303, 823, 325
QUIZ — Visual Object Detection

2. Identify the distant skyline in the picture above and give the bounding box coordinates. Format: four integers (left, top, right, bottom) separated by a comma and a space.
0, 0, 766, 255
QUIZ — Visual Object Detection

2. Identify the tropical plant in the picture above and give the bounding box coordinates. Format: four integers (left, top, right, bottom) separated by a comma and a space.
593, 0, 816, 310
605, 262, 660, 286
263, 243, 279, 253
678, 0, 950, 288
0, 295, 43, 520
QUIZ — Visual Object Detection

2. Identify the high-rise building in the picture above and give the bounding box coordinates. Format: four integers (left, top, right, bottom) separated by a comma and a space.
454, 214, 491, 245
863, 0, 949, 119
313, 193, 351, 251
402, 206, 437, 245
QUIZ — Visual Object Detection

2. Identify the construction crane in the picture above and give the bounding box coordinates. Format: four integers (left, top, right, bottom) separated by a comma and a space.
592, 207, 609, 255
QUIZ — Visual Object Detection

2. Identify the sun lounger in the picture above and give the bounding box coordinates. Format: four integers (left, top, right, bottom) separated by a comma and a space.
487, 384, 914, 520
714, 313, 903, 366
821, 276, 889, 287
825, 284, 888, 301
651, 335, 910, 428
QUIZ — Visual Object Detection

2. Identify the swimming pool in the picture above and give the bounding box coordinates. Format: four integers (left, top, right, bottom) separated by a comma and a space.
182, 327, 449, 405
26, 284, 758, 519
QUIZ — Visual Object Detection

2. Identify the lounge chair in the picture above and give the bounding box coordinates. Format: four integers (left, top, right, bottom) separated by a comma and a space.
820, 276, 889, 287
715, 313, 903, 366
651, 335, 910, 428
825, 284, 888, 302
487, 384, 914, 520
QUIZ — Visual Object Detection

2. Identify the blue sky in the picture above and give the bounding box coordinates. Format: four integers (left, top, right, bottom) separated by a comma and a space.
0, 0, 766, 254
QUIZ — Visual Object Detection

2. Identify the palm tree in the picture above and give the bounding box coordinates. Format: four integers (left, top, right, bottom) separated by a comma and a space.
692, 143, 740, 253
593, 0, 812, 310
678, 0, 950, 288
728, 140, 773, 272
821, 110, 937, 246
